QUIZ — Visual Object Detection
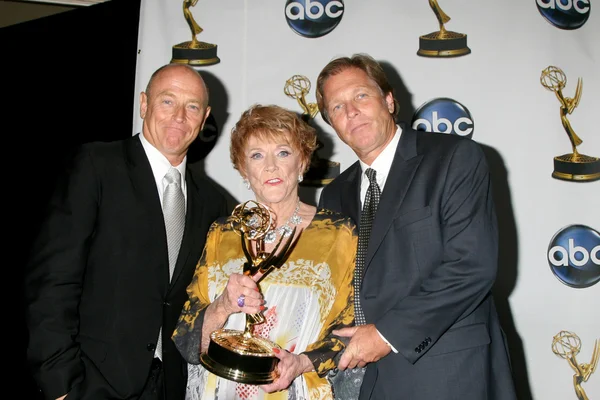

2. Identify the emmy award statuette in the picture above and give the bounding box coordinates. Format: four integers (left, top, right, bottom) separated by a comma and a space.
284, 74, 340, 186
552, 331, 599, 400
417, 0, 471, 58
199, 201, 300, 384
171, 0, 220, 66
541, 66, 600, 182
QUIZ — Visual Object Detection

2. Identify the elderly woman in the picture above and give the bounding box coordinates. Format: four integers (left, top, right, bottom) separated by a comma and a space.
173, 104, 357, 399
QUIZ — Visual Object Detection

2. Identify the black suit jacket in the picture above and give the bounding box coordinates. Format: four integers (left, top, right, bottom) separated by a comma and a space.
319, 124, 517, 399
26, 134, 228, 400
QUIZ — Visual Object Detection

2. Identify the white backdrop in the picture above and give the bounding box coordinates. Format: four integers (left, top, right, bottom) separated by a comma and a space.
133, 1, 599, 398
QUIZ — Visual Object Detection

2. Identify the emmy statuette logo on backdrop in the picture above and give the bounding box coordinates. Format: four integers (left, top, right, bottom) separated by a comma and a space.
284, 74, 340, 186
171, 0, 220, 66
552, 331, 599, 400
200, 201, 299, 384
540, 66, 600, 182
417, 0, 471, 57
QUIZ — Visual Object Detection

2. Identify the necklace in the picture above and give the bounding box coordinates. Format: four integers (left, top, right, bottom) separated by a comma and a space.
264, 201, 302, 244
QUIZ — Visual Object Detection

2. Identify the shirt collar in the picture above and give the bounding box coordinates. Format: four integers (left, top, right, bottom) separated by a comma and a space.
139, 133, 187, 193
359, 125, 401, 191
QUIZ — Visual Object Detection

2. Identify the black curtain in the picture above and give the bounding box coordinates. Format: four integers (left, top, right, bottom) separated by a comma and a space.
1, 0, 141, 397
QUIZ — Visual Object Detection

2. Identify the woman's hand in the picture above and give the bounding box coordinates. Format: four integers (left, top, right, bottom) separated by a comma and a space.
218, 273, 263, 315
260, 349, 314, 393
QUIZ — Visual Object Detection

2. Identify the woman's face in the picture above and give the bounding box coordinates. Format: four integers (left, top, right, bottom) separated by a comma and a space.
242, 132, 304, 207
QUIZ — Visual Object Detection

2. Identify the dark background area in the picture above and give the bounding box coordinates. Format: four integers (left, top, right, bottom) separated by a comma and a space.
1, 0, 141, 397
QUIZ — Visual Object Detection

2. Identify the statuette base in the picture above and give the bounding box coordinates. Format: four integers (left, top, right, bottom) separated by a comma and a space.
171, 41, 220, 66
199, 329, 282, 384
418, 31, 471, 58
552, 153, 600, 182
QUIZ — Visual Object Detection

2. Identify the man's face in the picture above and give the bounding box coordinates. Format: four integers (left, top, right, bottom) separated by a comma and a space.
140, 66, 211, 165
322, 67, 396, 164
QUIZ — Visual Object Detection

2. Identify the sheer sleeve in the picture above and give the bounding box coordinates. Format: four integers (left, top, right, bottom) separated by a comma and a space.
303, 216, 357, 377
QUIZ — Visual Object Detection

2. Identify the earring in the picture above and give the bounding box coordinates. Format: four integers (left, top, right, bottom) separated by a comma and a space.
298, 174, 303, 183
243, 179, 251, 190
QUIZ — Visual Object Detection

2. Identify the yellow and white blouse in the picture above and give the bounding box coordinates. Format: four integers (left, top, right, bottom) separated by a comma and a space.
173, 209, 357, 400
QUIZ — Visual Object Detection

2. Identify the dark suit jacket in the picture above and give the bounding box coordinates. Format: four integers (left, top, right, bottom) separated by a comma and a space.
319, 124, 517, 399
25, 134, 228, 400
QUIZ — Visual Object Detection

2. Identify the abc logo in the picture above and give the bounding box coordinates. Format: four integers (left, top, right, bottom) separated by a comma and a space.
536, 0, 590, 30
547, 224, 600, 288
411, 98, 474, 138
285, 0, 344, 38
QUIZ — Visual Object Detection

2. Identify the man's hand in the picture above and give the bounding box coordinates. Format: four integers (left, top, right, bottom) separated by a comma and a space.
260, 349, 314, 393
333, 324, 391, 369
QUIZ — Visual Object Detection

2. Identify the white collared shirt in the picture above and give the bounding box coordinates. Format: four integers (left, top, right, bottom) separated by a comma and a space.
359, 125, 401, 206
139, 133, 188, 210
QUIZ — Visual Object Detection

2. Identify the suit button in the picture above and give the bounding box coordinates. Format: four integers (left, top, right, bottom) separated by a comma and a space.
426, 337, 431, 343
415, 347, 421, 353
147, 342, 156, 352
163, 301, 171, 307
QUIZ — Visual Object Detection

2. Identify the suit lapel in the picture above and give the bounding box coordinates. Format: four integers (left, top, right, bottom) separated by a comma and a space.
341, 162, 361, 225
125, 135, 170, 283
365, 126, 422, 270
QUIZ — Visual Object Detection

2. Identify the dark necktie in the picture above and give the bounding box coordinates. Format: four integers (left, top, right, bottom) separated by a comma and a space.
326, 169, 379, 398
354, 168, 381, 326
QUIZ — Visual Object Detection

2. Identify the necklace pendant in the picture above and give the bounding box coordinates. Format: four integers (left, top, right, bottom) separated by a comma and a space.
264, 230, 277, 244
280, 224, 293, 238
290, 214, 302, 225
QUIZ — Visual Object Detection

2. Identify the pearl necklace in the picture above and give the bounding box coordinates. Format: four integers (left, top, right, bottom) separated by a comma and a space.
264, 201, 302, 244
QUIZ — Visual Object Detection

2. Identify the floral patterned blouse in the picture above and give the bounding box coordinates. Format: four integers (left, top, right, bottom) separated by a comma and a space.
173, 208, 357, 400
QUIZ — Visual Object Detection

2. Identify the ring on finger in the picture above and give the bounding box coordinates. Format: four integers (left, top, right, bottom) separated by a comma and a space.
237, 294, 245, 308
